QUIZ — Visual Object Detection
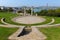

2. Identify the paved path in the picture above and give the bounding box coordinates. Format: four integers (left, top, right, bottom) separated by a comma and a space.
12, 16, 46, 24
18, 27, 47, 40
9, 27, 47, 40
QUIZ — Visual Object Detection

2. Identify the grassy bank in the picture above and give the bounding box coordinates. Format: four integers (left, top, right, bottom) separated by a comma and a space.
54, 17, 60, 24
0, 12, 19, 24
0, 12, 60, 26
38, 27, 60, 40
0, 27, 18, 40
0, 12, 52, 26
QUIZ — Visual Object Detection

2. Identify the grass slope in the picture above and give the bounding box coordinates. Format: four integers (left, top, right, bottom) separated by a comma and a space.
0, 12, 60, 25
38, 27, 60, 40
0, 12, 19, 24
0, 12, 52, 26
54, 17, 60, 24
0, 27, 18, 40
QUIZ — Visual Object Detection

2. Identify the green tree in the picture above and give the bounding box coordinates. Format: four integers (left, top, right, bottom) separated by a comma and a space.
26, 9, 31, 13
39, 10, 48, 16
47, 9, 55, 16
7, 7, 13, 12
55, 8, 60, 16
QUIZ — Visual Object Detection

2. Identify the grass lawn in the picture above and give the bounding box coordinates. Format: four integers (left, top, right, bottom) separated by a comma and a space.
38, 27, 60, 40
0, 12, 23, 25
0, 12, 52, 26
0, 27, 18, 40
46, 16, 60, 24
0, 12, 60, 26
0, 12, 19, 24
41, 16, 60, 24
53, 17, 60, 24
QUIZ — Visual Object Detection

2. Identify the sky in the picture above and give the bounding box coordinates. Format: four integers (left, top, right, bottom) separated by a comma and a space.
0, 0, 60, 7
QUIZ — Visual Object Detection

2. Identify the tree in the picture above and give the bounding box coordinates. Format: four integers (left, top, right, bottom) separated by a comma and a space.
39, 10, 48, 16
7, 7, 13, 12
0, 8, 1, 11
47, 9, 55, 16
26, 9, 31, 13
55, 8, 60, 16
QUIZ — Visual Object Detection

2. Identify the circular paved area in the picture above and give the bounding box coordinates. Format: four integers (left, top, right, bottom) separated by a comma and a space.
12, 16, 46, 24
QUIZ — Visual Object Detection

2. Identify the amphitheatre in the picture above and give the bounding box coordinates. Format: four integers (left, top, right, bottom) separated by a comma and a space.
0, 7, 60, 40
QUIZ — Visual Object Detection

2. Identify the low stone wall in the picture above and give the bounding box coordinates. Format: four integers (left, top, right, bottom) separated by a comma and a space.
0, 18, 24, 28
1, 18, 9, 25
32, 23, 60, 28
